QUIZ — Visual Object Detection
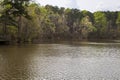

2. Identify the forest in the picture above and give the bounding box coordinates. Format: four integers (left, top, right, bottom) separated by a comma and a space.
0, 0, 120, 43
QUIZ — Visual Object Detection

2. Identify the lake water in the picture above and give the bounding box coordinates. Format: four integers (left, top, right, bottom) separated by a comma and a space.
0, 42, 120, 80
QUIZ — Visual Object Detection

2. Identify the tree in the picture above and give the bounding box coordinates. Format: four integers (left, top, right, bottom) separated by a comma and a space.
80, 16, 96, 39
0, 0, 17, 40
105, 11, 118, 39
65, 8, 82, 39
94, 11, 107, 38
81, 10, 94, 23
1, 0, 31, 42
1, 2, 120, 43
116, 12, 120, 38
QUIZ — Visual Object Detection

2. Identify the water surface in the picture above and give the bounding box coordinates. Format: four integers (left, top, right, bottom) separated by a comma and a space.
0, 42, 120, 80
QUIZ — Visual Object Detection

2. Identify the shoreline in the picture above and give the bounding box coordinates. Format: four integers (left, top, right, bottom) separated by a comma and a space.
1, 39, 120, 45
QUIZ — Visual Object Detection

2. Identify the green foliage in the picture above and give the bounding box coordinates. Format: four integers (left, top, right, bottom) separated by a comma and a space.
94, 11, 108, 38
0, 2, 120, 43
94, 12, 107, 26
81, 10, 94, 22
7, 26, 17, 40
81, 16, 96, 32
81, 16, 96, 39
116, 12, 120, 25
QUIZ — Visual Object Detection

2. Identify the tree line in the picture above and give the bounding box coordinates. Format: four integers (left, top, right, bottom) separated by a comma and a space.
0, 0, 120, 43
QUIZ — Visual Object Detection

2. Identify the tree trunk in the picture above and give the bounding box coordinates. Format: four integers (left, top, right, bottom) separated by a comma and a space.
18, 16, 22, 43
3, 13, 7, 40
3, 20, 7, 40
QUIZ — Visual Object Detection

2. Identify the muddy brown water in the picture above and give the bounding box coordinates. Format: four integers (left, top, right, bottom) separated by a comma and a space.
0, 42, 120, 80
